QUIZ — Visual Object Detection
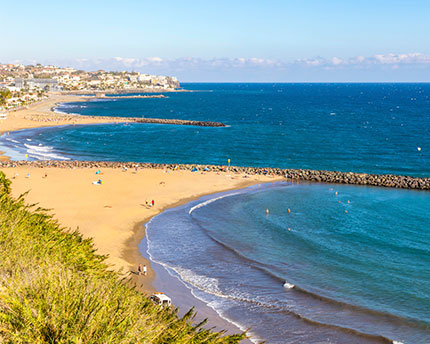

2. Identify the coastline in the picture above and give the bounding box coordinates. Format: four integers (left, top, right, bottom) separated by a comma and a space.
0, 90, 428, 342
0, 92, 226, 161
0, 93, 129, 161
0, 165, 279, 340
1, 165, 280, 289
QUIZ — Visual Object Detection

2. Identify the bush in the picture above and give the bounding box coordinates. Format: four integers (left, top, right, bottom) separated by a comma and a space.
0, 172, 246, 343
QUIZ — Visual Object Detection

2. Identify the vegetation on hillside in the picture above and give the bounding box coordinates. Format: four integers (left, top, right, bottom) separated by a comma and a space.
0, 172, 246, 343
0, 89, 11, 107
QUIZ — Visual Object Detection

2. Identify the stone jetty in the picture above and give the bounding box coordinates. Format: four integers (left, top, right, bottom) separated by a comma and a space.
131, 118, 226, 127
1, 160, 429, 190
91, 94, 166, 99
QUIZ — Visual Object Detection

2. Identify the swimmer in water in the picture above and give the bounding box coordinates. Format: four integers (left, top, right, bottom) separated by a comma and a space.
266, 208, 269, 216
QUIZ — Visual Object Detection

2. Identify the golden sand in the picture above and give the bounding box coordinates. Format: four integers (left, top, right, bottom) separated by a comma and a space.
0, 94, 282, 292
2, 166, 280, 293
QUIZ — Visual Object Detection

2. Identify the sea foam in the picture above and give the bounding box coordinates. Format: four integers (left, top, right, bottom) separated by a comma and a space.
24, 143, 70, 161
189, 192, 241, 214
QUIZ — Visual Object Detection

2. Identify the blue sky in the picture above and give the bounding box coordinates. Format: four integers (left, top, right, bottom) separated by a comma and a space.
2, 0, 430, 81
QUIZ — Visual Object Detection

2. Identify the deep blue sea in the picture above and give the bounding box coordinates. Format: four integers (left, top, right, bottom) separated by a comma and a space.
2, 83, 429, 176
1, 83, 429, 343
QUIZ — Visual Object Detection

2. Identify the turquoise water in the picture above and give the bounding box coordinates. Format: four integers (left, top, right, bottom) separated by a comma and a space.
1, 83, 429, 343
146, 183, 430, 344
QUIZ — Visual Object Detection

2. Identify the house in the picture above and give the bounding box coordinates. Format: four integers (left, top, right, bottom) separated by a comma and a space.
14, 78, 60, 91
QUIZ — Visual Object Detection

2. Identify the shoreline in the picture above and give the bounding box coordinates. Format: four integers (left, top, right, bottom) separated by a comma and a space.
0, 92, 226, 160
123, 178, 273, 294
0, 165, 278, 341
123, 183, 272, 341
0, 165, 280, 290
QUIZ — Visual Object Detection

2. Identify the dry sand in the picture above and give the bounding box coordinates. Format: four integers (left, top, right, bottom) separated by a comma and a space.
2, 166, 281, 293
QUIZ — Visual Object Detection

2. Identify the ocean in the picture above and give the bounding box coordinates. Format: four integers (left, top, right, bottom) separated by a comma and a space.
145, 183, 430, 344
1, 83, 429, 176
1, 83, 429, 343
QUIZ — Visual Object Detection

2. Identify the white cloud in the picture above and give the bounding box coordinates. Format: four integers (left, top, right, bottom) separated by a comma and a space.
11, 53, 430, 73
331, 57, 343, 65
293, 53, 430, 69
8, 52, 430, 81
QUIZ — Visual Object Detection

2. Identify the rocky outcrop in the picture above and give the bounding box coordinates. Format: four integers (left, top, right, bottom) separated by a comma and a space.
1, 161, 429, 190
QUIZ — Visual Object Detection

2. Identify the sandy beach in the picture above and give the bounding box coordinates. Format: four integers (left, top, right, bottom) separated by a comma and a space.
0, 94, 282, 340
2, 166, 280, 294
0, 94, 280, 293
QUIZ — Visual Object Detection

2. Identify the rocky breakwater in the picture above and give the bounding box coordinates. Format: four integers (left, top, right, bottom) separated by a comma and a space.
95, 95, 167, 99
131, 118, 226, 127
281, 169, 430, 190
1, 161, 429, 190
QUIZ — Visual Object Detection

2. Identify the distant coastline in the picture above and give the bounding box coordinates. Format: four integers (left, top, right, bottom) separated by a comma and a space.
0, 92, 225, 161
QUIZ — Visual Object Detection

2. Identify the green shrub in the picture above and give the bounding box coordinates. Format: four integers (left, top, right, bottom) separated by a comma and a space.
0, 172, 246, 343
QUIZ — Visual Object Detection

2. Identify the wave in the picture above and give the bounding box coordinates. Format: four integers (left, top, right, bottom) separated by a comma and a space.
57, 103, 78, 109
189, 197, 427, 326
145, 190, 425, 344
5, 138, 20, 144
283, 281, 295, 289
24, 143, 70, 161
146, 240, 395, 344
89, 98, 117, 102
200, 222, 427, 334
53, 107, 80, 116
189, 192, 241, 214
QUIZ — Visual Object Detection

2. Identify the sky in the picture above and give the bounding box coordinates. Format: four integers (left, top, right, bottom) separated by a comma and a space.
2, 0, 430, 81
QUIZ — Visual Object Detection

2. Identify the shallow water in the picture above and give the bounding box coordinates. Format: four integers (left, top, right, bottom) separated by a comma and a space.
145, 183, 430, 344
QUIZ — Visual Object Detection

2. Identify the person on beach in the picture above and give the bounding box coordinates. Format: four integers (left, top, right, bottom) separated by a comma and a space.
152, 200, 155, 207
143, 265, 147, 276
138, 264, 143, 276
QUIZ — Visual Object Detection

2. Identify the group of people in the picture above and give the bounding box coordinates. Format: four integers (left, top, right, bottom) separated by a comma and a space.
138, 264, 147, 276
145, 199, 155, 207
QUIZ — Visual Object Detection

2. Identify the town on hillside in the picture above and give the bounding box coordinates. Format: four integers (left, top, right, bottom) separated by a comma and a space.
0, 63, 180, 111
